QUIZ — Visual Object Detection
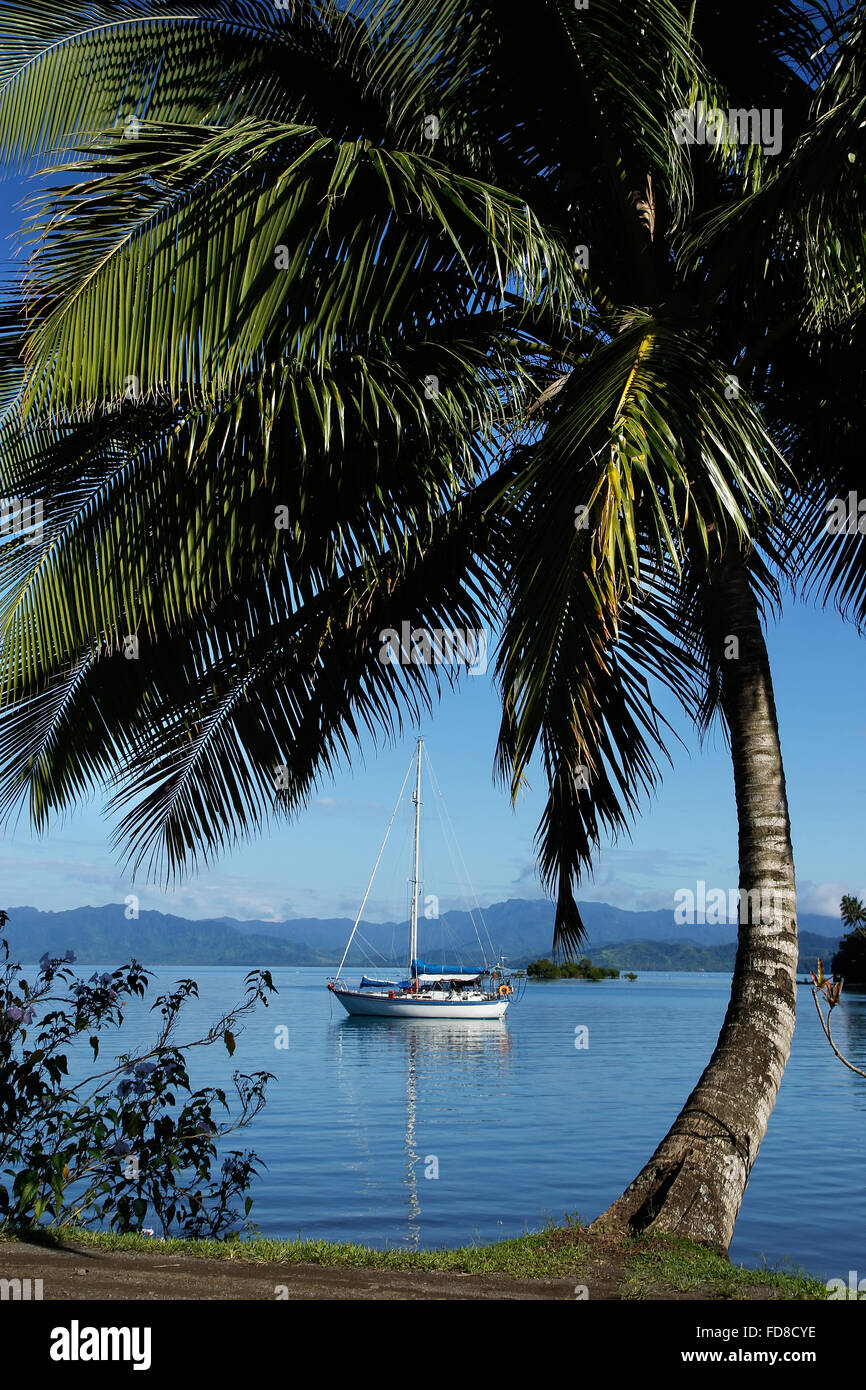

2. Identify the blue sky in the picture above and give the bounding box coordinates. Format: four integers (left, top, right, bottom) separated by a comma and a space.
1, 170, 864, 927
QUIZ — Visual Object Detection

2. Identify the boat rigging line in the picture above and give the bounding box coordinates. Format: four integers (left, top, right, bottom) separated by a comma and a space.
423, 745, 499, 967
333, 752, 415, 982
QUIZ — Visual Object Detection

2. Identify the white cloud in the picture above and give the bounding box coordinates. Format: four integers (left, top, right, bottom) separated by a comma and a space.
797, 880, 864, 918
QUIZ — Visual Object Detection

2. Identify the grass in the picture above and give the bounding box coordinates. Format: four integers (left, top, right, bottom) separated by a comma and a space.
0, 1217, 829, 1299
616, 1233, 827, 1300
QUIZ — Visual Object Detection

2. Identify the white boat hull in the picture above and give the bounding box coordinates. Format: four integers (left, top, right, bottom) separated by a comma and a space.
332, 989, 508, 1019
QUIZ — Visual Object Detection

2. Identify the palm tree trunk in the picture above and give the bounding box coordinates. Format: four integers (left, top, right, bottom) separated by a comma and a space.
591, 549, 798, 1252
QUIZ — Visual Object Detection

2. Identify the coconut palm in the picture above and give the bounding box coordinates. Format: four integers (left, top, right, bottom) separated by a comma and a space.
0, 0, 862, 1251
583, 0, 866, 1246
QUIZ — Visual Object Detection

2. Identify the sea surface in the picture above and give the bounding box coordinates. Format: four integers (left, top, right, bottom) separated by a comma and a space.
63, 967, 866, 1280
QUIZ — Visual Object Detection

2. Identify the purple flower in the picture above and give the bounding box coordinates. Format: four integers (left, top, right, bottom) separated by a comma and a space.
100, 972, 112, 985
64, 949, 76, 963
109, 1140, 132, 1156
134, 1062, 157, 1077
39, 952, 51, 970
116, 1080, 134, 1098
89, 972, 99, 984
5, 1004, 35, 1024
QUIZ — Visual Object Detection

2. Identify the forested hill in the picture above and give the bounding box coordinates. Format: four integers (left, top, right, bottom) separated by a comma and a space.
587, 932, 832, 976
3, 900, 843, 971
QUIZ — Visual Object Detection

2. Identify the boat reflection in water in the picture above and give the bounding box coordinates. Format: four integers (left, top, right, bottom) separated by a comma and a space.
331, 1017, 514, 1249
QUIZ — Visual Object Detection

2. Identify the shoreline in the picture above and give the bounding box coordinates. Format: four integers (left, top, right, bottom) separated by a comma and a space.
0, 1226, 828, 1301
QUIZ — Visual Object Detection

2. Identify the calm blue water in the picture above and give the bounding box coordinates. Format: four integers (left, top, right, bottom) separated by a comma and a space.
64, 968, 866, 1279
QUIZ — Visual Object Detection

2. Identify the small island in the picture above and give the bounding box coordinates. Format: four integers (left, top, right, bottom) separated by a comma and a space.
527, 957, 635, 981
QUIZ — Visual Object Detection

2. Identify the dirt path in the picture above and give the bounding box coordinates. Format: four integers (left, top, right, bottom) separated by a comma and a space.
1, 1239, 587, 1300
1, 1236, 804, 1300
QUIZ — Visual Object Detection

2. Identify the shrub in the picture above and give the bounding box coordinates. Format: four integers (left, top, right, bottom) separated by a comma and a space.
0, 910, 276, 1238
527, 958, 558, 978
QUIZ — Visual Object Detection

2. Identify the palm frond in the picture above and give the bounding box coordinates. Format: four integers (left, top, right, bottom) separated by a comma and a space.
493, 520, 704, 954
18, 117, 573, 414
0, 0, 296, 169
0, 476, 502, 879
0, 308, 539, 701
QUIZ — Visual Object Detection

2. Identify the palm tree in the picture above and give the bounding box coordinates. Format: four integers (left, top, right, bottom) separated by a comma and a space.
583, 1, 866, 1247
0, 0, 861, 1250
833, 896, 866, 986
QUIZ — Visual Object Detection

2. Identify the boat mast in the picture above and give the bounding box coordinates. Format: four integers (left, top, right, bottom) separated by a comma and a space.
409, 737, 423, 977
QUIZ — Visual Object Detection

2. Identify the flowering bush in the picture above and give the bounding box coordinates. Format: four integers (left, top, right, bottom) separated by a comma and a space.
0, 910, 276, 1237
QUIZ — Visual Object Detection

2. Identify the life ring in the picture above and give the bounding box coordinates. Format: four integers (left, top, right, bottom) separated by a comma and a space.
498, 983, 509, 997
388, 991, 395, 999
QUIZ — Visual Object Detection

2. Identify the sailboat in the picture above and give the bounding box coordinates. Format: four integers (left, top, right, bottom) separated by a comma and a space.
327, 738, 516, 1019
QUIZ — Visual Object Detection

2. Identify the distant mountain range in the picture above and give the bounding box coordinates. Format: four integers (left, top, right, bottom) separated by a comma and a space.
588, 933, 833, 975
2, 898, 846, 974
